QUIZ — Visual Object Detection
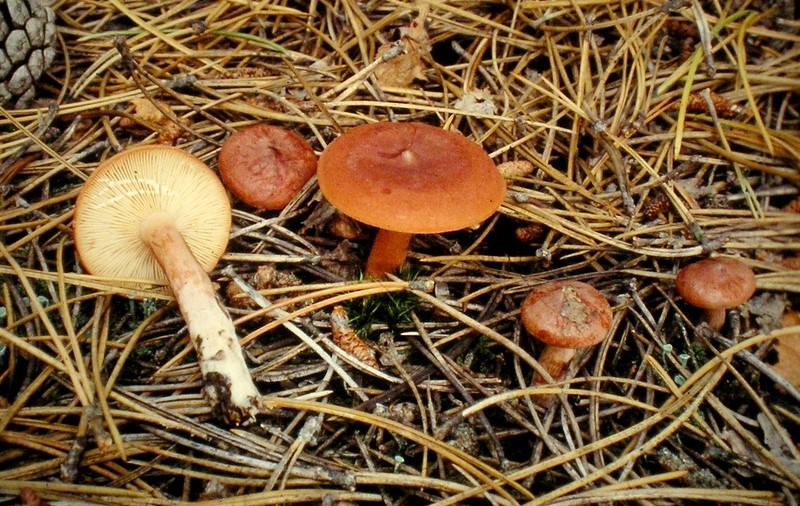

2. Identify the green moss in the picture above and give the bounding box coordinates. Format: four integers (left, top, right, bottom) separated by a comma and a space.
346, 269, 419, 338
461, 335, 501, 374
346, 289, 417, 338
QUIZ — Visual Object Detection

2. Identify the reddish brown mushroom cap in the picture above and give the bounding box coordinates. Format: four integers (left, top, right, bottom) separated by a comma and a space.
317, 122, 506, 234
218, 123, 318, 210
675, 257, 756, 310
521, 280, 613, 349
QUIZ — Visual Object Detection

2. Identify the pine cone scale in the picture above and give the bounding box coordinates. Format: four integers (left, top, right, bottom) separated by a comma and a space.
0, 0, 57, 107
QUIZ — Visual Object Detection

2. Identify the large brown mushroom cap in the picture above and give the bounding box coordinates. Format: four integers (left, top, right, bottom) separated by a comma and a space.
73, 145, 231, 283
675, 257, 756, 309
218, 123, 318, 210
521, 280, 613, 349
317, 122, 506, 234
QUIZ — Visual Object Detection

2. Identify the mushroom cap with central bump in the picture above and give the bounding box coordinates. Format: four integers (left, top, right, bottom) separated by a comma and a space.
317, 122, 506, 234
73, 145, 231, 283
521, 280, 613, 349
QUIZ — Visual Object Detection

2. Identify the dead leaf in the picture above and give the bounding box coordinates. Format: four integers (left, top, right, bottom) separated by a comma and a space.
756, 413, 800, 478
757, 413, 794, 459
453, 88, 496, 115
719, 429, 760, 476
374, 41, 424, 88
377, 331, 407, 368
120, 97, 190, 144
771, 310, 800, 389
327, 213, 367, 240
399, 1, 430, 48
374, 402, 417, 425
374, 2, 429, 88
330, 305, 380, 369
125, 97, 166, 124
156, 121, 189, 144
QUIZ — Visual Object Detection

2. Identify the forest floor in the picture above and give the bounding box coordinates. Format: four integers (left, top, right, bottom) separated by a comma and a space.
0, 0, 799, 504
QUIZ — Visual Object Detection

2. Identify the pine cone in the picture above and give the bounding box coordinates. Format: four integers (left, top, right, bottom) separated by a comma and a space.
0, 0, 57, 108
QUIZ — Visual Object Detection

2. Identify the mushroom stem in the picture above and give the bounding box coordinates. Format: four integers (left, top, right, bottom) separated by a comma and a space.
704, 308, 727, 332
140, 212, 260, 424
365, 229, 412, 278
534, 345, 577, 385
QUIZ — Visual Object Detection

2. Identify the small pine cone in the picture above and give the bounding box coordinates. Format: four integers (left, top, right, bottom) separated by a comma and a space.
673, 90, 745, 119
225, 280, 253, 309
252, 264, 302, 290
330, 305, 380, 369
641, 191, 670, 220
0, 0, 57, 107
665, 19, 699, 39
496, 160, 534, 179
515, 223, 546, 244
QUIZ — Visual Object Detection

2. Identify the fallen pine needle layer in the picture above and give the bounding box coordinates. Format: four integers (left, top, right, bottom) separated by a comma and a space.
0, 0, 799, 504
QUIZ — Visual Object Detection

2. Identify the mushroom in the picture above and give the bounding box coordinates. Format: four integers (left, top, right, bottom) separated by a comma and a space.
520, 280, 613, 386
73, 145, 260, 425
217, 123, 318, 210
316, 122, 506, 278
675, 256, 756, 331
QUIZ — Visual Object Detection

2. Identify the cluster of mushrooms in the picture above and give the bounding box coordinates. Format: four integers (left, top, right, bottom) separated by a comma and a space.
72, 121, 758, 424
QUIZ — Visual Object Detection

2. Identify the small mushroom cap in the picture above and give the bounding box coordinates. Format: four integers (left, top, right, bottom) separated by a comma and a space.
317, 122, 506, 234
521, 280, 613, 349
675, 257, 756, 309
74, 145, 231, 283
218, 123, 318, 210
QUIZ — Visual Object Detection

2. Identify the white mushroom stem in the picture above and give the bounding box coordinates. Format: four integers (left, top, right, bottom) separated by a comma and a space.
365, 229, 412, 278
140, 212, 260, 424
533, 345, 576, 386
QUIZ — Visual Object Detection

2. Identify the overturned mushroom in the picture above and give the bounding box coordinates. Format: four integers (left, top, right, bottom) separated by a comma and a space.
73, 145, 260, 425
